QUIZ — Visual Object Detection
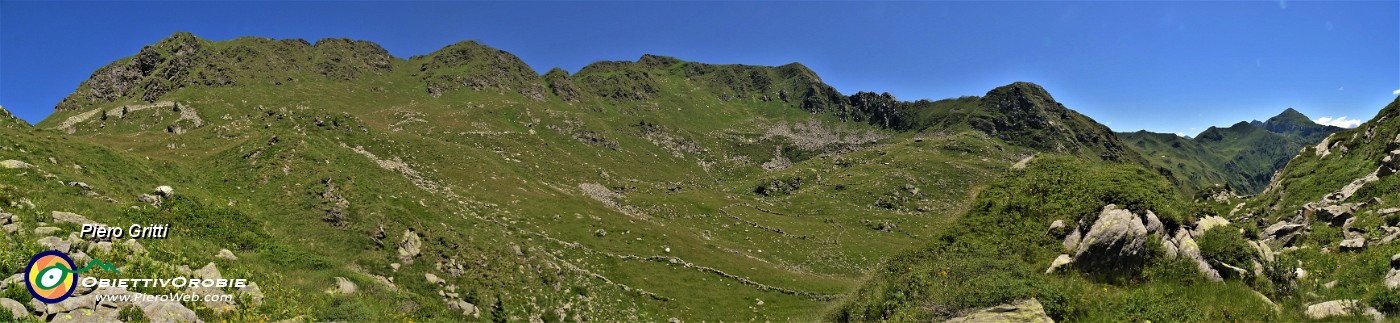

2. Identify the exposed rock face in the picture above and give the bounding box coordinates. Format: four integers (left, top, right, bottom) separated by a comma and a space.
944, 298, 1053, 323
542, 67, 583, 102
1072, 205, 1149, 275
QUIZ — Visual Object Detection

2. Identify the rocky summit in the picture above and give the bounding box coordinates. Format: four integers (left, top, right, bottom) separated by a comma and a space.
2, 30, 1398, 323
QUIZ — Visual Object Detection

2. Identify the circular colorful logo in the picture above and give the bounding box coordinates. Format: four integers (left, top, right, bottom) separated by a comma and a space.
25, 250, 78, 304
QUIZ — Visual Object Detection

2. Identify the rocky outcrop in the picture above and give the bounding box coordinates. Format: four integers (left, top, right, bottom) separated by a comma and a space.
972, 82, 1138, 162
1071, 205, 1149, 275
945, 298, 1053, 323
1173, 228, 1223, 281
398, 229, 422, 264
416, 41, 546, 101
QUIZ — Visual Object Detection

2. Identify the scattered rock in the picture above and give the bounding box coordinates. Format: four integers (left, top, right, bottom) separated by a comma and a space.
1045, 254, 1073, 274
0, 160, 31, 169
1048, 220, 1066, 234
38, 236, 72, 253
447, 299, 480, 318
137, 194, 162, 206
124, 239, 147, 255
945, 298, 1054, 323
426, 273, 445, 285
67, 181, 92, 191
34, 226, 60, 236
194, 263, 222, 280
1340, 237, 1366, 251
239, 282, 264, 307
215, 249, 237, 261
1306, 300, 1359, 320
1248, 240, 1275, 263
51, 211, 96, 226
154, 185, 174, 197
331, 277, 356, 294
1319, 203, 1359, 225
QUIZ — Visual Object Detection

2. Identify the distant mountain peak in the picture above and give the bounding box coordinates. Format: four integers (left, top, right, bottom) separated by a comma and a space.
1262, 106, 1340, 138
974, 81, 1139, 162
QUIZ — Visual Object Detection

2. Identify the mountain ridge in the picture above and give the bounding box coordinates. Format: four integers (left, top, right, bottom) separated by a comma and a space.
1120, 108, 1344, 195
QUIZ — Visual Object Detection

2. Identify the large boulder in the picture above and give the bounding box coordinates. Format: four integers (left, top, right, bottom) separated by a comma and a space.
0, 298, 26, 320
1261, 221, 1306, 248
1305, 300, 1360, 320
945, 298, 1053, 323
1072, 205, 1149, 274
0, 160, 31, 169
1319, 204, 1359, 225
1340, 237, 1366, 251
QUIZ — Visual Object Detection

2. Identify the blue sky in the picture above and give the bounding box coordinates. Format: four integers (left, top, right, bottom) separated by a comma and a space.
1, 1, 1396, 136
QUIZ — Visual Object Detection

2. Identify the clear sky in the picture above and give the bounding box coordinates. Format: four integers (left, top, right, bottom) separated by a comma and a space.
2, 1, 1396, 136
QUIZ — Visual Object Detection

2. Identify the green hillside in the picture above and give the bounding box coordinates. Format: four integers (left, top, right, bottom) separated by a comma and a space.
4, 31, 1395, 323
839, 96, 1400, 321
4, 32, 1068, 322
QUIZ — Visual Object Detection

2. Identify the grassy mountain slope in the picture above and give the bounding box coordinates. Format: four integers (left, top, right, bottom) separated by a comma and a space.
2, 32, 1095, 321
838, 96, 1400, 322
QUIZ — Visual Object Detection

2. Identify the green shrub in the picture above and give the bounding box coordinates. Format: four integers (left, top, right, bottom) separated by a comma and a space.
1369, 287, 1400, 314
1198, 226, 1254, 268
